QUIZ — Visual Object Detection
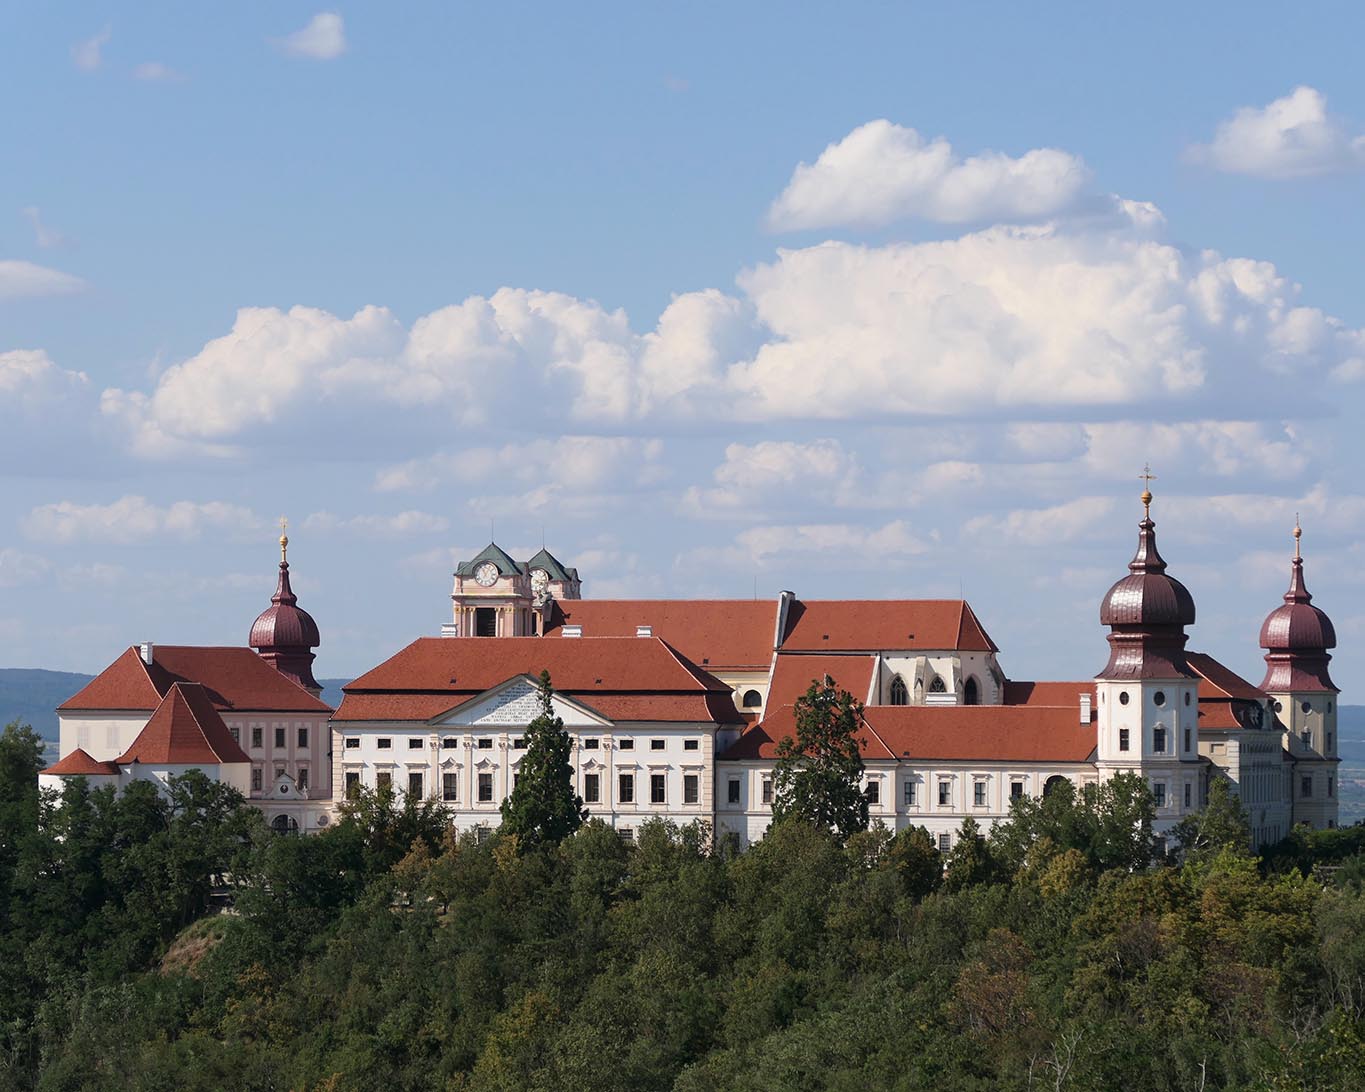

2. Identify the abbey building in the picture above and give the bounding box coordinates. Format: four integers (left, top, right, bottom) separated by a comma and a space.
42, 492, 1344, 848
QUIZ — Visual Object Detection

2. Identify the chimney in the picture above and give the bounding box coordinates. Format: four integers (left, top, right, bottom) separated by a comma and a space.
139, 641, 154, 665
563, 625, 583, 638
1079, 692, 1092, 724
636, 625, 653, 638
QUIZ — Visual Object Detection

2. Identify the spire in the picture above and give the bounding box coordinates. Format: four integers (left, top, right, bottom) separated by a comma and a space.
1285, 517, 1311, 605
279, 515, 289, 564
1140, 463, 1155, 519
1259, 519, 1338, 692
250, 527, 321, 695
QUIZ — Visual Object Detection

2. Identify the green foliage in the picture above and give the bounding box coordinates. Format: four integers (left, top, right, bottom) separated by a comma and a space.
771, 678, 869, 840
499, 671, 585, 850
1173, 776, 1253, 860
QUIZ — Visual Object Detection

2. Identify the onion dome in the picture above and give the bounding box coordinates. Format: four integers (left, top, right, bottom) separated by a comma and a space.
1259, 522, 1337, 692
249, 521, 321, 694
1097, 476, 1197, 680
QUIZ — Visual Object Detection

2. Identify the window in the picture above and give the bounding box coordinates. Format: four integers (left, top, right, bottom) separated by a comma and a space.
297, 768, 309, 792
938, 780, 951, 806
409, 737, 424, 750
229, 727, 240, 744
1153, 727, 1167, 754
475, 607, 496, 637
1119, 691, 1130, 706
376, 771, 392, 791
1043, 775, 1067, 797
345, 771, 360, 798
890, 676, 909, 706
298, 726, 309, 748
275, 765, 285, 780
252, 727, 263, 749
974, 781, 987, 807
251, 766, 262, 792
408, 772, 424, 798
274, 727, 286, 748
684, 739, 699, 751
1302, 701, 1313, 714
1184, 727, 1191, 752
618, 827, 634, 844
1185, 691, 1191, 706
619, 773, 635, 803
650, 739, 666, 751
963, 677, 980, 706
904, 781, 917, 806
442, 737, 458, 749
442, 773, 459, 801
584, 773, 600, 803
938, 833, 952, 853
478, 773, 494, 802
651, 774, 667, 804
1119, 728, 1130, 752
728, 777, 741, 805
1300, 731, 1311, 749
1153, 782, 1166, 807
618, 738, 634, 751
1010, 781, 1024, 800
1328, 776, 1334, 798
742, 689, 763, 708
377, 738, 392, 750
929, 676, 947, 694
865, 781, 880, 805
1327, 731, 1333, 751
582, 738, 599, 749
761, 778, 773, 805
1154, 691, 1166, 707
1184, 783, 1191, 808
684, 774, 699, 804
477, 738, 493, 750
345, 737, 360, 749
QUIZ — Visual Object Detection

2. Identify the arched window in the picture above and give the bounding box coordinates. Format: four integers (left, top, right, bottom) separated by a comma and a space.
1042, 775, 1068, 798
889, 676, 909, 706
963, 677, 980, 706
929, 676, 947, 694
741, 689, 762, 709
270, 814, 299, 835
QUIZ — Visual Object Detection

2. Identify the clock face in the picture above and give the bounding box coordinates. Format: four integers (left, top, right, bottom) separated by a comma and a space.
474, 562, 499, 587
531, 568, 550, 595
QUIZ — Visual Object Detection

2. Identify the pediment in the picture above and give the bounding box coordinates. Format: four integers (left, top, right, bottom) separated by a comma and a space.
433, 675, 611, 729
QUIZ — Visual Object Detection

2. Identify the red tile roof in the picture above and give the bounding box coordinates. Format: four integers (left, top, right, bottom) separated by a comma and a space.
117, 683, 252, 765
337, 637, 742, 725
766, 654, 878, 709
779, 599, 998, 653
544, 600, 778, 670
59, 645, 330, 714
40, 748, 121, 777
723, 703, 1096, 763
1003, 681, 1097, 706
1184, 652, 1266, 702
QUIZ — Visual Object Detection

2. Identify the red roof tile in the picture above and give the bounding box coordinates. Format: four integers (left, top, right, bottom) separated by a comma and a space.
1184, 652, 1266, 702
766, 654, 878, 709
1003, 681, 1097, 706
59, 645, 330, 714
545, 600, 778, 669
722, 704, 1095, 763
117, 683, 252, 765
337, 637, 742, 725
40, 747, 121, 777
779, 599, 998, 653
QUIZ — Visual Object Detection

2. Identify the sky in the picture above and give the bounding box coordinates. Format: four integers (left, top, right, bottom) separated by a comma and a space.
2, 3, 1364, 695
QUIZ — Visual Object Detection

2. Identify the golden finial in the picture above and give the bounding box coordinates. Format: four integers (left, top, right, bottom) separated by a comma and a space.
279, 516, 289, 563
1139, 464, 1156, 517
1293, 513, 1302, 560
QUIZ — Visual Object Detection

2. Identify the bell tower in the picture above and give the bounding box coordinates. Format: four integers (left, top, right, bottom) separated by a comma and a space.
1094, 473, 1202, 833
448, 542, 534, 637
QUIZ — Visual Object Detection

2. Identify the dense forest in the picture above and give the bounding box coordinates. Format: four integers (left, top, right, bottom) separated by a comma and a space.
3, 709, 1364, 1090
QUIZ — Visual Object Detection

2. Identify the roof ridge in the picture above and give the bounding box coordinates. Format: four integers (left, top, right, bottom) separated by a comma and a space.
654, 637, 733, 693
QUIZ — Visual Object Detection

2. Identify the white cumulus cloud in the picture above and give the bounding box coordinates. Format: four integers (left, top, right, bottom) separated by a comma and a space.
0, 261, 84, 299
275, 12, 347, 60
1190, 87, 1365, 178
301, 510, 450, 538
22, 496, 262, 545
963, 497, 1115, 547
767, 120, 1091, 230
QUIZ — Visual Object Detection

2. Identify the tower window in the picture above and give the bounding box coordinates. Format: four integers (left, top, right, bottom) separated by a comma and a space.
728, 777, 740, 804
1153, 727, 1167, 754
1184, 727, 1191, 752
1301, 775, 1312, 798
1302, 701, 1313, 714
890, 676, 909, 706
1153, 783, 1166, 807
741, 689, 763, 708
929, 676, 947, 694
1119, 691, 1130, 706
963, 677, 980, 706
1184, 691, 1191, 707
1328, 776, 1334, 798
1153, 691, 1166, 707
762, 778, 773, 805
475, 607, 497, 637
1184, 783, 1191, 808
1300, 730, 1311, 749
1119, 728, 1130, 752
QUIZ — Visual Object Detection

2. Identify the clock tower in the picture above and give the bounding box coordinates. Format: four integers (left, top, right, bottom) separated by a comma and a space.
446, 542, 581, 637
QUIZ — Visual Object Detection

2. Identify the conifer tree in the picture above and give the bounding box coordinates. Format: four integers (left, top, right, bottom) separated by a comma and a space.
500, 671, 586, 850
771, 676, 869, 839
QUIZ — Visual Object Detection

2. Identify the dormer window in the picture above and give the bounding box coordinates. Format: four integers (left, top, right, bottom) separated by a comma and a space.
889, 676, 909, 706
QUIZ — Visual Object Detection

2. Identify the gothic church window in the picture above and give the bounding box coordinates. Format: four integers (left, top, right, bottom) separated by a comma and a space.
963, 677, 980, 706
890, 676, 909, 706
929, 676, 947, 694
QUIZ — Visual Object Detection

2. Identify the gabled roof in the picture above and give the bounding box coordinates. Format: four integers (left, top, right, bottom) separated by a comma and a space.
545, 600, 778, 670
722, 704, 1095, 763
40, 748, 121, 777
337, 636, 743, 725
58, 646, 330, 714
778, 599, 999, 653
455, 542, 524, 578
116, 683, 252, 765
766, 653, 878, 709
1003, 681, 1096, 706
526, 547, 578, 583
1184, 652, 1266, 702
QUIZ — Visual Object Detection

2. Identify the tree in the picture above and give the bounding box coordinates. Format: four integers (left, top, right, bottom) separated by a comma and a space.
1173, 777, 1252, 860
771, 677, 869, 840
943, 817, 996, 891
500, 671, 585, 850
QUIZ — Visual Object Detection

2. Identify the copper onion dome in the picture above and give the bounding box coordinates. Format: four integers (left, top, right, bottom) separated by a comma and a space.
249, 522, 321, 693
1259, 521, 1337, 692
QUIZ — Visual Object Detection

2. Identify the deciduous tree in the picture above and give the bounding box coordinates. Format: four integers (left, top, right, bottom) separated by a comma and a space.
771, 677, 868, 840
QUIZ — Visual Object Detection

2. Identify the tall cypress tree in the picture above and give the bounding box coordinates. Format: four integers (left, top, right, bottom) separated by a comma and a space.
772, 676, 869, 840
500, 671, 586, 850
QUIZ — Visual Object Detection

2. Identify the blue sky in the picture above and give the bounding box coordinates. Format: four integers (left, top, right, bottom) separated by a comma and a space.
3, 3, 1364, 696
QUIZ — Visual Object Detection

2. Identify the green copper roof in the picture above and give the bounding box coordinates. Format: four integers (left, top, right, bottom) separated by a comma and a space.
526, 547, 578, 583
455, 542, 524, 578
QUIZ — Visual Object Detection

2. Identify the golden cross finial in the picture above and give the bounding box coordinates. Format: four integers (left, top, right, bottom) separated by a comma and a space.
1294, 513, 1302, 560
279, 516, 289, 562
1139, 464, 1156, 516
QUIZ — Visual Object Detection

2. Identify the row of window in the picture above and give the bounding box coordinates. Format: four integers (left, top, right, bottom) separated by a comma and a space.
1117, 726, 1193, 754
232, 726, 311, 750
887, 675, 980, 705
1300, 774, 1334, 799
250, 765, 309, 792
343, 735, 701, 753
726, 775, 1044, 809
1299, 730, 1334, 751
345, 770, 702, 806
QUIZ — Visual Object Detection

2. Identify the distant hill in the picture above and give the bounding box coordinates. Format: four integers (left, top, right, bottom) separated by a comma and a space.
1, 668, 351, 740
